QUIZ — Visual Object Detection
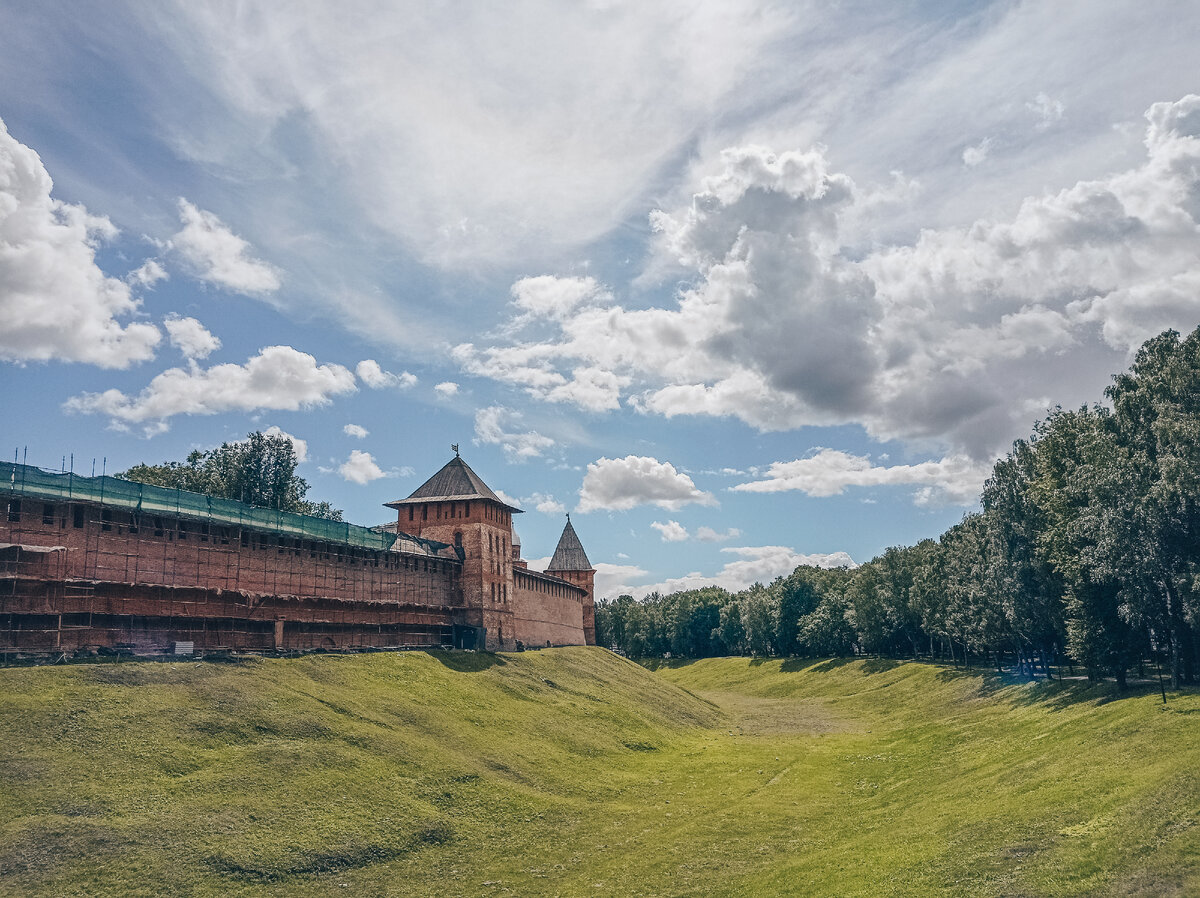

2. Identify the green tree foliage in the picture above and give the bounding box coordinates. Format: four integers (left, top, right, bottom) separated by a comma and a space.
594, 327, 1200, 688
118, 431, 344, 521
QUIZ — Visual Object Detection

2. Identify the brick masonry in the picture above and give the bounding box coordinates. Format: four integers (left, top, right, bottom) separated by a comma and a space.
1, 458, 595, 655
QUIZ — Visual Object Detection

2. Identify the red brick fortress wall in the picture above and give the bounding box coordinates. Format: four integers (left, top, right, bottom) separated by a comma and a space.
545, 568, 596, 646
0, 499, 463, 654
510, 568, 586, 648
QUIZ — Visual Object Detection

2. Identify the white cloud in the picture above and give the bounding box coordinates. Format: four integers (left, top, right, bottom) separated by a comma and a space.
525, 492, 565, 515
162, 4, 791, 267
63, 345, 356, 434
1026, 92, 1065, 130
593, 561, 651, 599
493, 488, 522, 509
127, 259, 168, 288
577, 455, 716, 513
473, 406, 555, 461
732, 449, 989, 506
163, 315, 220, 360
695, 526, 741, 542
171, 199, 281, 294
650, 520, 689, 542
434, 381, 459, 397
343, 423, 369, 438
356, 359, 417, 390
338, 449, 385, 484
510, 275, 606, 321
455, 96, 1200, 461
961, 137, 992, 167
596, 545, 856, 599
259, 425, 307, 463
0, 117, 161, 368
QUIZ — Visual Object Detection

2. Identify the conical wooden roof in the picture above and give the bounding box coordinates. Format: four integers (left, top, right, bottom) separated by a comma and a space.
547, 518, 591, 571
385, 456, 522, 512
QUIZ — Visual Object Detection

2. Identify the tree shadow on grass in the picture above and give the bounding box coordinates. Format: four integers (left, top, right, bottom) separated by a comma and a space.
425, 650, 507, 672
638, 657, 700, 672
934, 665, 1178, 710
795, 657, 903, 675
1007, 678, 1168, 711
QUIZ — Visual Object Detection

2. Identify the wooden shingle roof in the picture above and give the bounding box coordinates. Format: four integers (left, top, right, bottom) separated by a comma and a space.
385, 456, 522, 512
547, 518, 591, 572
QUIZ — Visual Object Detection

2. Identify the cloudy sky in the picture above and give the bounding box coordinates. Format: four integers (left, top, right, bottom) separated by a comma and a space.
3, 1, 1200, 599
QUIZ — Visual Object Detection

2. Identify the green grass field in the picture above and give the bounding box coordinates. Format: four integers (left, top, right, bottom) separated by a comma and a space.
0, 649, 1196, 897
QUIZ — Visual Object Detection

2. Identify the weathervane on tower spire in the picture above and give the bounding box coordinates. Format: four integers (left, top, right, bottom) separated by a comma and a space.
451, 443, 460, 457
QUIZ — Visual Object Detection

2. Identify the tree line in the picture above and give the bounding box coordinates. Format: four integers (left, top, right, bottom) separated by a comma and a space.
597, 328, 1200, 688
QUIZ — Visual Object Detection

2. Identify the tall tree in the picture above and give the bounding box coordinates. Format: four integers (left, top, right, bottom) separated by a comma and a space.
1105, 329, 1200, 685
119, 431, 343, 520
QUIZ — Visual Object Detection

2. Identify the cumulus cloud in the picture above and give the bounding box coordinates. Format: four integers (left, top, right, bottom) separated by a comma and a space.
961, 137, 992, 167
434, 381, 459, 397
163, 315, 221, 360
454, 96, 1200, 461
650, 520, 689, 542
473, 406, 555, 460
577, 455, 716, 513
593, 561, 652, 599
597, 545, 856, 599
0, 117, 161, 368
732, 449, 990, 506
171, 199, 281, 294
356, 359, 417, 390
259, 425, 307, 462
338, 449, 385, 484
63, 345, 356, 434
510, 275, 606, 321
343, 423, 368, 438
453, 283, 630, 411
695, 526, 741, 542
1026, 92, 1065, 129
525, 492, 565, 515
127, 259, 168, 288
493, 488, 523, 509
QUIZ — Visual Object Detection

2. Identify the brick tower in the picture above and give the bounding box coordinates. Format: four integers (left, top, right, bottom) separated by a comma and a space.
385, 453, 521, 651
545, 515, 597, 646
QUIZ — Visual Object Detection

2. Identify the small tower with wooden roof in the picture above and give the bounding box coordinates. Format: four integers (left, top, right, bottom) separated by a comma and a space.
545, 515, 597, 646
385, 452, 521, 651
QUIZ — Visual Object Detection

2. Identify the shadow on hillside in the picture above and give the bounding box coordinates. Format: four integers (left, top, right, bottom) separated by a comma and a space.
426, 650, 507, 672
933, 665, 1177, 710
1007, 678, 1167, 711
799, 657, 903, 675
638, 658, 700, 672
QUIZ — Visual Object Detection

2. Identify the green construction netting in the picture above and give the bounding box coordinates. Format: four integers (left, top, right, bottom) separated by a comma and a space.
1, 461, 417, 553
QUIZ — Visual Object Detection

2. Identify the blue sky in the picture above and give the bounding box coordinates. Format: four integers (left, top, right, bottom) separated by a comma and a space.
3, 1, 1200, 598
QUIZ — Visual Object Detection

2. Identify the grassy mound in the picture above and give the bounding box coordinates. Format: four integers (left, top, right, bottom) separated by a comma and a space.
0, 650, 1196, 896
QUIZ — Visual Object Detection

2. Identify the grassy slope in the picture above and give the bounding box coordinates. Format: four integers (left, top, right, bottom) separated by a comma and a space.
0, 651, 1195, 897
